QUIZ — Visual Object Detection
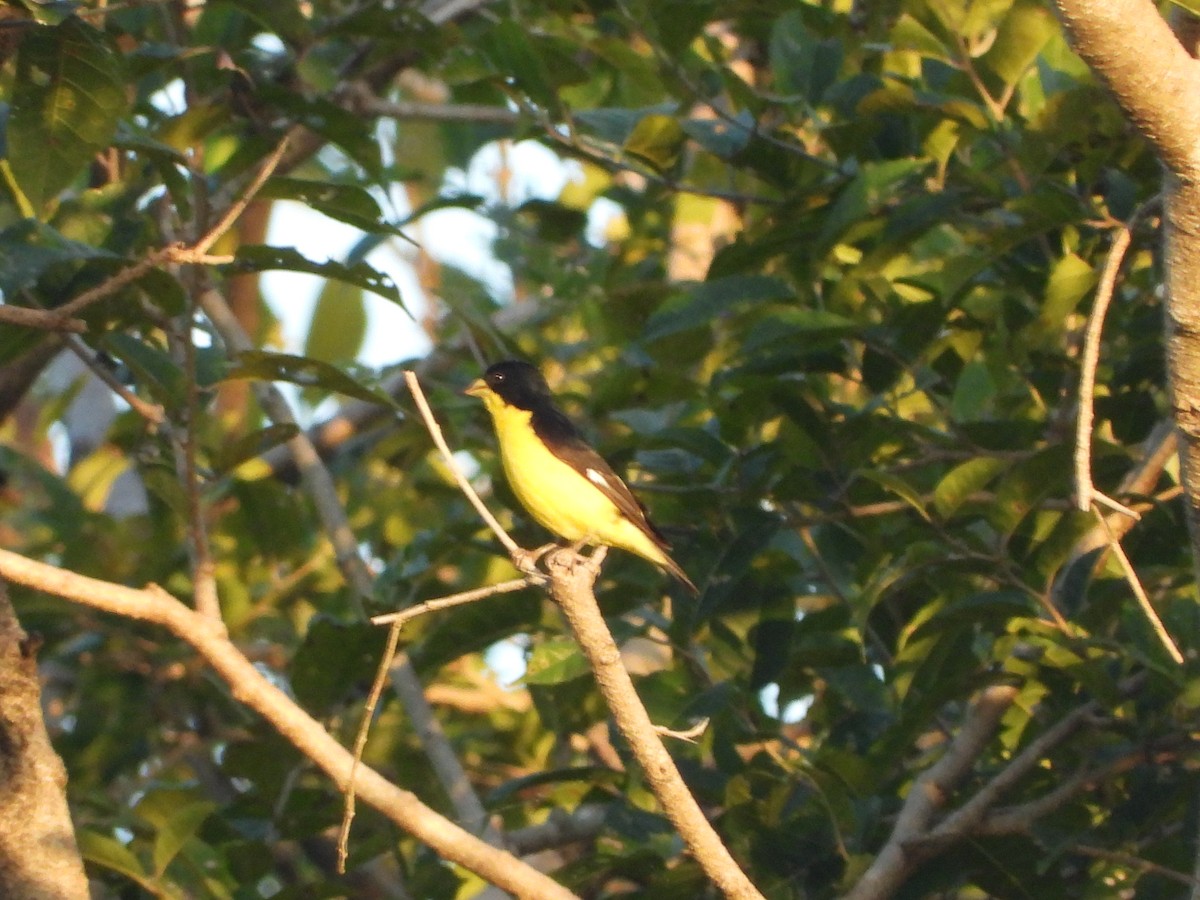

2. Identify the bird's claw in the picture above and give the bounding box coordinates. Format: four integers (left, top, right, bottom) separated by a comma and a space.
512, 543, 558, 579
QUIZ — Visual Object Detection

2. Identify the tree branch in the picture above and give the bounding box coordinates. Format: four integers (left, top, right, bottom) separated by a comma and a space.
0, 580, 90, 899
0, 550, 577, 899
196, 288, 499, 846
542, 549, 764, 900
1055, 0, 1200, 179
844, 684, 1019, 900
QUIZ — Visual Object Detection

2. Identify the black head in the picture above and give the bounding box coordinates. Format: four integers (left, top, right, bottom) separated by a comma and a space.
482, 360, 553, 410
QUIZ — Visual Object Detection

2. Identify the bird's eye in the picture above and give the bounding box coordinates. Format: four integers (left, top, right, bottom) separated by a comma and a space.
490, 372, 504, 384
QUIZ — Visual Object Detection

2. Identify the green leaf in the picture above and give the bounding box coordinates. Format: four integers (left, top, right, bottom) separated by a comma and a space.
213, 423, 300, 475
769, 10, 842, 102
260, 177, 398, 236
574, 104, 676, 145
643, 275, 794, 340
304, 277, 367, 365
291, 618, 388, 712
950, 361, 995, 422
910, 591, 1033, 641
487, 766, 620, 805
222, 0, 311, 45
225, 350, 398, 407
0, 219, 113, 297
624, 113, 684, 172
524, 637, 589, 685
144, 797, 217, 876
741, 308, 859, 355
681, 111, 755, 159
933, 457, 1009, 518
231, 245, 406, 310
479, 20, 556, 109
101, 333, 186, 408
981, 0, 1058, 87
854, 469, 930, 521
816, 159, 928, 250
1036, 252, 1096, 335
9, 18, 127, 214
987, 446, 1071, 536
78, 830, 148, 882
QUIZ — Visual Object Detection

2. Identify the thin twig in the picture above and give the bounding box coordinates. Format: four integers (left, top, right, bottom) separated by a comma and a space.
403, 370, 523, 558
1094, 506, 1183, 664
1073, 844, 1196, 888
58, 335, 165, 425
173, 292, 220, 619
191, 134, 292, 257
1075, 200, 1157, 512
0, 306, 87, 332
338, 620, 404, 868
371, 578, 533, 627
52, 249, 177, 322
654, 718, 710, 742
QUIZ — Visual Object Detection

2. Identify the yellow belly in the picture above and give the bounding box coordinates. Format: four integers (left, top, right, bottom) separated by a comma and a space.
489, 403, 669, 567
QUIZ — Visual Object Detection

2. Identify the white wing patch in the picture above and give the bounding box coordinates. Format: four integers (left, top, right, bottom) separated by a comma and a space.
585, 467, 611, 490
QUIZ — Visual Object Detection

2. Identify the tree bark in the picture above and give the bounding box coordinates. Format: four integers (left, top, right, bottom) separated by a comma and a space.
0, 581, 90, 899
1054, 0, 1200, 575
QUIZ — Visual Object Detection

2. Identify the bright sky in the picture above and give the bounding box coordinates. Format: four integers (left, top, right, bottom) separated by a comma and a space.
262, 139, 581, 368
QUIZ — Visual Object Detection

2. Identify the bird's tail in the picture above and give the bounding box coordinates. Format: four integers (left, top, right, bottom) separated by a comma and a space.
659, 551, 698, 595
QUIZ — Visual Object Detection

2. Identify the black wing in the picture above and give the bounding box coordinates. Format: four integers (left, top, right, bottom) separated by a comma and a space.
531, 404, 671, 550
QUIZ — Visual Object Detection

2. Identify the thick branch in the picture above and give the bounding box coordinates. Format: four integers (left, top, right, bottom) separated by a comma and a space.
0, 581, 90, 899
0, 550, 577, 900
1055, 0, 1200, 178
543, 551, 764, 900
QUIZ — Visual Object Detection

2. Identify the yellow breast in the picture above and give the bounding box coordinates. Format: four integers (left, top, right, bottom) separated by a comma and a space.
484, 400, 670, 566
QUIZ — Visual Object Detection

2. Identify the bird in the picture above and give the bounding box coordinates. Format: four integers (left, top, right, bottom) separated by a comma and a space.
465, 360, 698, 594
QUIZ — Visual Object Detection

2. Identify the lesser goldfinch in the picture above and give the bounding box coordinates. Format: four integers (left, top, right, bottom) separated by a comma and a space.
465, 360, 698, 595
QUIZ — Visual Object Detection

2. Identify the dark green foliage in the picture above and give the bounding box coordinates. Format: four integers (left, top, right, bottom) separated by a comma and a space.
1, 1, 1194, 897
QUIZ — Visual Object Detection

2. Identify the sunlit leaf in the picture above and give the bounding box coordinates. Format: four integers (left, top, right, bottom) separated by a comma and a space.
225, 350, 397, 407
231, 245, 406, 311
524, 637, 589, 685
9, 18, 127, 214
304, 277, 367, 365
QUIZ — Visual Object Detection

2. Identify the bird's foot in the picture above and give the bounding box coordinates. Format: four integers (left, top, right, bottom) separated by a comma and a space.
512, 543, 558, 579
544, 542, 607, 584
582, 545, 608, 579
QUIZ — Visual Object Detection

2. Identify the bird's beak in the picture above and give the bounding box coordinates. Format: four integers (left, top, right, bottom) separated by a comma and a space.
464, 378, 488, 398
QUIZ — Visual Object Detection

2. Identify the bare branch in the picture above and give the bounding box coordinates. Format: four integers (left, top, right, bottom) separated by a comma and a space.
507, 805, 607, 856
0, 306, 86, 333
845, 684, 1019, 900
1093, 507, 1183, 663
58, 335, 165, 426
542, 549, 764, 900
371, 578, 533, 627
349, 87, 523, 125
403, 370, 526, 561
197, 289, 499, 850
1075, 222, 1134, 511
0, 550, 577, 900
